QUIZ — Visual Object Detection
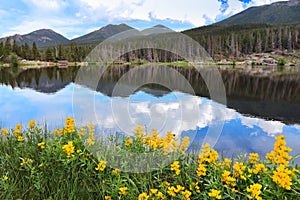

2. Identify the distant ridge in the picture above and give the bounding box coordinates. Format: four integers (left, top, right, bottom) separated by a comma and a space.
216, 0, 300, 26
0, 29, 69, 47
71, 23, 134, 44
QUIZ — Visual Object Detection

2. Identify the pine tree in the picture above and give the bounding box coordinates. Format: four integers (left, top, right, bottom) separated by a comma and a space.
31, 42, 40, 60
4, 37, 11, 58
45, 47, 54, 61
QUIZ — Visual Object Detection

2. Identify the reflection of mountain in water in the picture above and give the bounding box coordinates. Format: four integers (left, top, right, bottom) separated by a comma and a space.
0, 65, 299, 123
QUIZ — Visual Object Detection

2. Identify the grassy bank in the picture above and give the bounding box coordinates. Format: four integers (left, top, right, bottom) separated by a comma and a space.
1, 118, 299, 199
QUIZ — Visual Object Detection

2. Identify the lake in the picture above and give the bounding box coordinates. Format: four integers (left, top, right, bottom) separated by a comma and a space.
0, 65, 300, 161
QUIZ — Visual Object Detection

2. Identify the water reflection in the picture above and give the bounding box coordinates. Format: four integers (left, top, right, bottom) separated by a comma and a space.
0, 82, 300, 161
0, 65, 299, 123
0, 65, 300, 160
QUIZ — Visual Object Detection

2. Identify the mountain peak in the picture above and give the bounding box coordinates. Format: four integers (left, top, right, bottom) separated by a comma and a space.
216, 0, 300, 26
72, 23, 134, 43
0, 29, 69, 47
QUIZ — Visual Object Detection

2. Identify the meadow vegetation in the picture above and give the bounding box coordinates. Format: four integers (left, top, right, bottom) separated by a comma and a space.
0, 118, 299, 199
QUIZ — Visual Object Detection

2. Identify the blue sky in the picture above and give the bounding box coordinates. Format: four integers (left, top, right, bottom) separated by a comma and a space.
0, 0, 287, 39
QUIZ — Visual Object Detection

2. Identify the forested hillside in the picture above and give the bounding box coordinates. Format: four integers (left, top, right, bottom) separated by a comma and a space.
183, 23, 300, 60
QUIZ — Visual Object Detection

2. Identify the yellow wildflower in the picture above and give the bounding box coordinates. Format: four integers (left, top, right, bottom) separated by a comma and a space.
196, 163, 207, 177
233, 162, 246, 180
17, 136, 24, 142
138, 192, 149, 200
224, 158, 232, 169
104, 196, 112, 200
28, 120, 35, 128
249, 153, 259, 164
1, 128, 9, 136
13, 129, 21, 136
95, 160, 107, 171
208, 189, 222, 199
112, 168, 120, 175
156, 191, 166, 199
64, 117, 75, 133
16, 123, 22, 129
181, 189, 192, 200
118, 187, 128, 195
3, 176, 8, 181
189, 182, 200, 193
62, 141, 75, 157
53, 129, 59, 136
150, 189, 158, 194
272, 165, 294, 190
266, 135, 292, 166
78, 127, 86, 137
125, 137, 132, 147
170, 160, 180, 175
38, 142, 45, 149
87, 137, 95, 146
134, 123, 144, 138
247, 183, 262, 200
39, 163, 44, 167
221, 170, 236, 187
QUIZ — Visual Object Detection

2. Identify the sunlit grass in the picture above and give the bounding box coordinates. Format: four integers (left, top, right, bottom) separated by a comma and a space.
0, 118, 299, 199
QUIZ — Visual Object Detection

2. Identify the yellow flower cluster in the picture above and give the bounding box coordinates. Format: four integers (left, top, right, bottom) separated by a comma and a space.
28, 120, 35, 128
189, 182, 200, 193
38, 142, 45, 149
125, 136, 133, 147
60, 117, 75, 135
1, 128, 9, 136
167, 184, 191, 199
138, 192, 149, 200
17, 135, 24, 142
246, 183, 262, 200
170, 160, 180, 175
208, 189, 222, 199
143, 130, 164, 150
196, 143, 218, 177
77, 127, 86, 137
198, 143, 219, 163
62, 141, 75, 158
233, 162, 246, 180
95, 160, 107, 171
112, 168, 120, 175
53, 129, 59, 136
14, 124, 22, 136
248, 163, 267, 174
87, 124, 95, 146
249, 153, 259, 164
20, 158, 33, 166
266, 135, 292, 166
221, 170, 236, 187
138, 189, 165, 200
272, 165, 297, 190
3, 176, 8, 181
118, 187, 128, 195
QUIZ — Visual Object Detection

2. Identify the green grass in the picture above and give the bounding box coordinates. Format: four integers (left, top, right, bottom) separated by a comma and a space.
1, 118, 300, 199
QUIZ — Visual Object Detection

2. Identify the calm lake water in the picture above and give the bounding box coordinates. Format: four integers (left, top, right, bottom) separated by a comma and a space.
0, 65, 300, 160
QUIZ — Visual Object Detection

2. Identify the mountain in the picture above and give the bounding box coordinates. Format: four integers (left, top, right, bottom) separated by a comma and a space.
0, 29, 69, 47
216, 0, 300, 26
71, 23, 134, 44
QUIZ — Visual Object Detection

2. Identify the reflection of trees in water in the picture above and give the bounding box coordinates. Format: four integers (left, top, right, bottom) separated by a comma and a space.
0, 65, 299, 122
0, 67, 79, 93
1, 66, 299, 103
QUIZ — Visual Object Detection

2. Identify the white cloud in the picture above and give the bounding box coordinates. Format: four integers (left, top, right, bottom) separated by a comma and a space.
76, 0, 223, 27
241, 117, 284, 136
21, 0, 68, 12
247, 0, 288, 7
1, 0, 291, 39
